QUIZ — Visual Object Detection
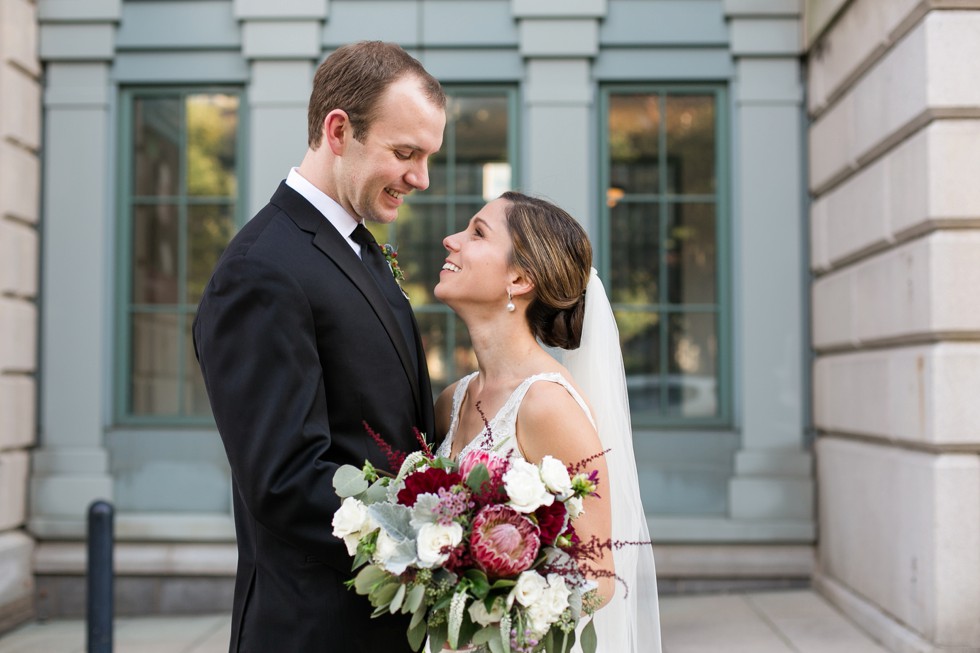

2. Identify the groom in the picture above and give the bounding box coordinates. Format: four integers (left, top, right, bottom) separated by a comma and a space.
193, 42, 445, 652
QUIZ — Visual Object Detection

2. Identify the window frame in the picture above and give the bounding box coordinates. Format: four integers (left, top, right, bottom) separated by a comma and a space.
598, 83, 732, 428
114, 86, 247, 426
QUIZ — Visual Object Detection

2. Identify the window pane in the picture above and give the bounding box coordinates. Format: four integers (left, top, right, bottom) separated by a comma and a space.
186, 94, 239, 197
132, 204, 179, 305
417, 311, 449, 389
609, 202, 659, 305
666, 203, 716, 304
187, 203, 235, 305
134, 97, 180, 197
665, 95, 715, 195
131, 312, 180, 415
453, 96, 510, 198
667, 312, 718, 418
618, 310, 661, 421
608, 94, 661, 195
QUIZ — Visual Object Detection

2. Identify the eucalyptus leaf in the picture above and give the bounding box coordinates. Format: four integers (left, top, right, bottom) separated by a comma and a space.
362, 477, 390, 504
334, 465, 369, 497
486, 628, 504, 653
409, 601, 427, 630
369, 580, 400, 608
429, 622, 448, 653
390, 582, 407, 614
405, 583, 426, 614
407, 615, 427, 651
472, 627, 495, 645
580, 618, 597, 653
352, 565, 387, 595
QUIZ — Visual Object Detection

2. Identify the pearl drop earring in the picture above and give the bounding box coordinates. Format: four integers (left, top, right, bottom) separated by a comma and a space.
506, 290, 515, 313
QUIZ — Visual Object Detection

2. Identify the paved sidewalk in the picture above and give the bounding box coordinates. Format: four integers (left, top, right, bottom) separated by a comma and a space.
0, 589, 888, 652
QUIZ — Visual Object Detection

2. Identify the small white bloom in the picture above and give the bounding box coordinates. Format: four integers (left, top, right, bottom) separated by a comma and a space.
332, 497, 368, 539
503, 459, 554, 514
539, 456, 573, 497
416, 521, 463, 568
525, 574, 572, 636
508, 570, 547, 609
374, 528, 399, 564
565, 495, 585, 519
468, 598, 506, 626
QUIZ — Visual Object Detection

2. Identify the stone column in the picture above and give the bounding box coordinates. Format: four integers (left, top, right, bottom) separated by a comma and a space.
0, 0, 40, 632
723, 0, 814, 534
29, 0, 121, 538
512, 0, 605, 226
807, 1, 980, 649
234, 0, 326, 213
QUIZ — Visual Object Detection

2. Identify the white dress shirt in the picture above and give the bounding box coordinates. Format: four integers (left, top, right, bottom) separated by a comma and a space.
285, 167, 364, 258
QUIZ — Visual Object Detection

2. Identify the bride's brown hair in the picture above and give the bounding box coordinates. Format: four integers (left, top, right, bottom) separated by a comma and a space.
501, 192, 592, 349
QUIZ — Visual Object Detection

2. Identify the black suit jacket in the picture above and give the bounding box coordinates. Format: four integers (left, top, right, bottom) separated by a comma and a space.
193, 182, 434, 652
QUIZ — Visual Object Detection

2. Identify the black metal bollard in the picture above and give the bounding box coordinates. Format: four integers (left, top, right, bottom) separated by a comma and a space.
87, 500, 114, 653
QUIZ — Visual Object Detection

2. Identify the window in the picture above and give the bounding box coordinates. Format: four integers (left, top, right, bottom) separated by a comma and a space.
601, 87, 729, 426
116, 88, 243, 423
370, 87, 518, 395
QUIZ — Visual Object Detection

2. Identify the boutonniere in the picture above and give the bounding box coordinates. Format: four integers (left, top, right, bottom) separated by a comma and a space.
380, 243, 408, 297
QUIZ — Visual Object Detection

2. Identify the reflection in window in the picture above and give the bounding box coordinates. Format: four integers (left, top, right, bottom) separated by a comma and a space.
369, 90, 516, 395
604, 89, 725, 424
121, 90, 241, 421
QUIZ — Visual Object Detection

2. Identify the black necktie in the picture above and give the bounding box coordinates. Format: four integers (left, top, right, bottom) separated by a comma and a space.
350, 224, 419, 373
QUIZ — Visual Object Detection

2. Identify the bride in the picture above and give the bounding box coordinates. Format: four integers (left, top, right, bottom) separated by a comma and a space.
432, 191, 662, 652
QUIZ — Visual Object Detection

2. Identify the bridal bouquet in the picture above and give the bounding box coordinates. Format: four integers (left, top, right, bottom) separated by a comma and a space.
331, 426, 604, 653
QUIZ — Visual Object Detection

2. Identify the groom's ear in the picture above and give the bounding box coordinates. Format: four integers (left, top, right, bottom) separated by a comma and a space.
323, 109, 350, 155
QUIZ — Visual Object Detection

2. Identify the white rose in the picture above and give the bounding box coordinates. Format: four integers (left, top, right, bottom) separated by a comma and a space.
508, 570, 547, 609
468, 597, 505, 626
332, 497, 368, 539
525, 575, 572, 635
504, 459, 554, 514
416, 522, 463, 568
539, 456, 573, 498
565, 495, 585, 519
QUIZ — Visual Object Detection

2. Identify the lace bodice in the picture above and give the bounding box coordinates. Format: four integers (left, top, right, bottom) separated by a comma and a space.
435, 371, 595, 463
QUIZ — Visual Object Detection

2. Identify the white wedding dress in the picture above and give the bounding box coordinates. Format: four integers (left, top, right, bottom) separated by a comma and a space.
435, 365, 661, 653
435, 371, 592, 462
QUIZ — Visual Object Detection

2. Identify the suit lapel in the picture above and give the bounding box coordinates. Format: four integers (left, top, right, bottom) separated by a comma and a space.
270, 183, 423, 418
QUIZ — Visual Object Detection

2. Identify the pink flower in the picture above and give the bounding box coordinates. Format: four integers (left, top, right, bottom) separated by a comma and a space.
459, 449, 509, 483
470, 504, 541, 579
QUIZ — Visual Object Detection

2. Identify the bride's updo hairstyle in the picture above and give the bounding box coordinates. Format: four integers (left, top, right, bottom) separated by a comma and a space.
500, 191, 592, 349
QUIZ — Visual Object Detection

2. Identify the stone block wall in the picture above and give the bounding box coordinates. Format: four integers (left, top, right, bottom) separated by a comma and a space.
0, 0, 40, 634
807, 2, 980, 650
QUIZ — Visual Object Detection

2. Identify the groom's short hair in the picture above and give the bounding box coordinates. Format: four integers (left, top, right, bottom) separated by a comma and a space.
307, 41, 445, 149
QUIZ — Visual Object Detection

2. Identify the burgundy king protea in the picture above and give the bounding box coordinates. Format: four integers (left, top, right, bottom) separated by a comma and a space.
469, 504, 540, 578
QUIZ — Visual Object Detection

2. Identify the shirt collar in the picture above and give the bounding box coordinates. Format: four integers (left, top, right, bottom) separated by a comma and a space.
285, 168, 361, 247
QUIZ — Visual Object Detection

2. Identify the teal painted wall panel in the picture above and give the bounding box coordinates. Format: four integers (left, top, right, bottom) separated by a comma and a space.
117, 1, 240, 50
107, 430, 230, 513
421, 0, 517, 46
602, 0, 728, 46
114, 52, 248, 83
595, 48, 734, 81
322, 1, 420, 47
421, 49, 522, 82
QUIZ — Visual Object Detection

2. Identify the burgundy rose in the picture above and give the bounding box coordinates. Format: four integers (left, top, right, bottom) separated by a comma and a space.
470, 504, 540, 578
534, 500, 568, 546
397, 467, 462, 507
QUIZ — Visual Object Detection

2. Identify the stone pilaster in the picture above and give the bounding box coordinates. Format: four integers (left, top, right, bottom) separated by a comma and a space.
29, 0, 121, 539
722, 0, 814, 531
512, 0, 605, 225
234, 0, 326, 213
0, 0, 40, 632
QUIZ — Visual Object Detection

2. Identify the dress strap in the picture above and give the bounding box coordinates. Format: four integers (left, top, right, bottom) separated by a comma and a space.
500, 372, 596, 430
443, 371, 478, 452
